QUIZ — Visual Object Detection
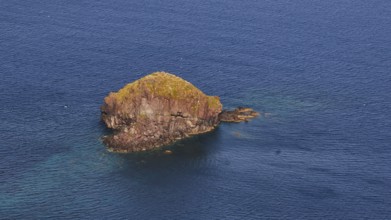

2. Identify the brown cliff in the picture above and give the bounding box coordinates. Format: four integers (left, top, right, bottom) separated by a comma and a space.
101, 72, 222, 152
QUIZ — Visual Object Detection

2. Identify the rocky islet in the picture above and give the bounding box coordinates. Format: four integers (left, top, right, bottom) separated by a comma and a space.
101, 72, 258, 152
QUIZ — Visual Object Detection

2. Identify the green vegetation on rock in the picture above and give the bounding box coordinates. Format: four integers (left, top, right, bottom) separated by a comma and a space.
110, 71, 221, 111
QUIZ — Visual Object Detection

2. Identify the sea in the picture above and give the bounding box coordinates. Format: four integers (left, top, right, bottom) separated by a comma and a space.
1, 0, 391, 219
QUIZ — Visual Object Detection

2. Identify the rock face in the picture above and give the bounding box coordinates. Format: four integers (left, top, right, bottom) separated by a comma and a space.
101, 72, 222, 152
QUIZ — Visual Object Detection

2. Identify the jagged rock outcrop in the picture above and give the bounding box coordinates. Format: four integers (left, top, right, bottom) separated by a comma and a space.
101, 72, 222, 152
219, 107, 259, 122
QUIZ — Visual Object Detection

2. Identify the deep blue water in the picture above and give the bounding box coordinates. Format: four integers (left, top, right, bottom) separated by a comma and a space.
1, 0, 391, 219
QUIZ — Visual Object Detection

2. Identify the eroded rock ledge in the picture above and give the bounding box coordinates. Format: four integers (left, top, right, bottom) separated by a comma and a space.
101, 72, 257, 153
219, 107, 259, 122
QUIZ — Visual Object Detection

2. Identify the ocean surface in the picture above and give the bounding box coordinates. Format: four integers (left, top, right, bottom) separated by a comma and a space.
1, 0, 391, 219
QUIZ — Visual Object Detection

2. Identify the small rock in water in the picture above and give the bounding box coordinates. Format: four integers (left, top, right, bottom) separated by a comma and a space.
163, 150, 173, 155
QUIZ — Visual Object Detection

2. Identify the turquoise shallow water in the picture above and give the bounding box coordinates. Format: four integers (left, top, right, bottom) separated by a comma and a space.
1, 0, 391, 219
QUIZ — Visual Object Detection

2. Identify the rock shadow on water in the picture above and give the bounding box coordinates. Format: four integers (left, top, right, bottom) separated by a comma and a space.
107, 128, 224, 189
115, 127, 223, 169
